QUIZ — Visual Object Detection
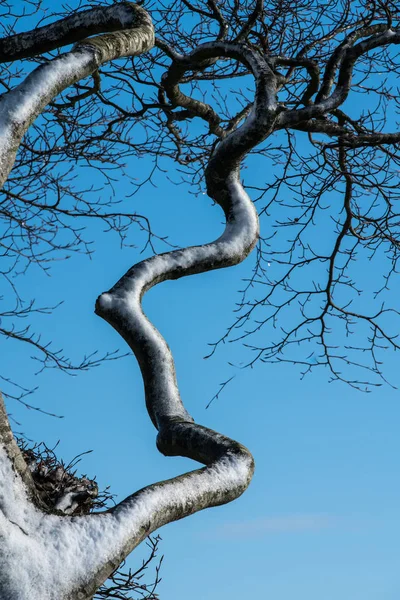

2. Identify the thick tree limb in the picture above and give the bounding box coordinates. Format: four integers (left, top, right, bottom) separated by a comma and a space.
2, 2, 400, 598
0, 8, 279, 599
0, 3, 154, 187
0, 2, 148, 63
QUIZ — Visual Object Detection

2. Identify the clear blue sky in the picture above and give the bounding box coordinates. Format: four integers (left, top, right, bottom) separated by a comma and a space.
2, 9, 400, 600
3, 160, 400, 600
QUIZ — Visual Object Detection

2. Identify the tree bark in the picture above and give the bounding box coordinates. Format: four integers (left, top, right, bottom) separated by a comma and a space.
0, 5, 278, 599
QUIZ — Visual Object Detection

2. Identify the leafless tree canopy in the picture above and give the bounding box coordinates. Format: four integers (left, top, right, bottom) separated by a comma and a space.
1, 0, 400, 398
0, 0, 400, 598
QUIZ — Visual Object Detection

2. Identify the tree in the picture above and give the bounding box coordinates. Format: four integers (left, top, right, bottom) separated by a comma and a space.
14, 436, 163, 599
0, 0, 400, 598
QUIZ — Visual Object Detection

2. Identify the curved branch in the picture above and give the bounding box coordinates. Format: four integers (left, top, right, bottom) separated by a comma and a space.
272, 55, 320, 107
278, 27, 400, 128
0, 2, 148, 62
0, 4, 154, 187
234, 0, 264, 42
161, 41, 277, 139
0, 35, 276, 600
314, 23, 387, 103
77, 41, 278, 599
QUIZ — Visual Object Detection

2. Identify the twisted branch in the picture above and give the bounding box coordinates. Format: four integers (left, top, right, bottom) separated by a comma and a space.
4, 1, 399, 596
0, 2, 148, 63
85, 41, 279, 594
0, 4, 154, 188
0, 8, 278, 598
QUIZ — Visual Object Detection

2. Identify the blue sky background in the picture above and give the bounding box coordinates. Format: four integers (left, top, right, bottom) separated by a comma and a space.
1, 5, 400, 599
3, 163, 400, 600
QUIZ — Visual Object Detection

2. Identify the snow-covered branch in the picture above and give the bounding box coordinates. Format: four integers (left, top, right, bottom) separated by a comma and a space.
0, 3, 154, 187
0, 3, 151, 62
0, 5, 276, 597
4, 0, 399, 597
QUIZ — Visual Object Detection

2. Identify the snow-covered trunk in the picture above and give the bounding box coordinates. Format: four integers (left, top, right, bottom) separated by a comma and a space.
0, 8, 278, 599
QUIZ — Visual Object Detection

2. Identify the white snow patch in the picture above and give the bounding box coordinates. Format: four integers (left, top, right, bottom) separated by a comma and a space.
0, 440, 251, 599
0, 49, 94, 187
55, 492, 81, 515
114, 450, 253, 532
0, 50, 93, 127
0, 443, 136, 599
216, 174, 259, 255
97, 170, 258, 426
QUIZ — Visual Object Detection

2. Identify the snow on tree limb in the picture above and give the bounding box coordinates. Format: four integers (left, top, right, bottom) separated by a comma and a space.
0, 2, 152, 63
0, 5, 274, 599
2, 0, 400, 597
0, 3, 154, 188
